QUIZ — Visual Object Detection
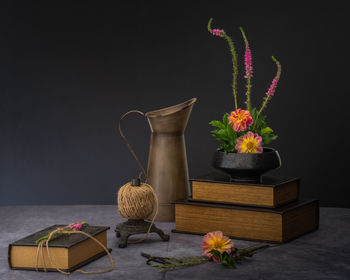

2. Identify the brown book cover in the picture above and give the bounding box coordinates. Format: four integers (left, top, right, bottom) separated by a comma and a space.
191, 172, 300, 208
8, 225, 110, 272
173, 199, 318, 243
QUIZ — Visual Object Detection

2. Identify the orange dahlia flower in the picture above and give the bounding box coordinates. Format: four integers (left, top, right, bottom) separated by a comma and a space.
200, 231, 234, 260
228, 109, 253, 132
235, 131, 263, 153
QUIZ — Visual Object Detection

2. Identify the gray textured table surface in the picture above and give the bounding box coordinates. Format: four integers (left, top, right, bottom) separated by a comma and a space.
1, 205, 350, 280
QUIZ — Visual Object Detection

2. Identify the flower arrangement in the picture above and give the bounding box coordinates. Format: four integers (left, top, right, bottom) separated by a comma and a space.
142, 231, 269, 271
208, 18, 281, 153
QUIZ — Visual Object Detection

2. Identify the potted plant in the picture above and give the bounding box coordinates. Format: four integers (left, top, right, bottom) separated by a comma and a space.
208, 18, 282, 182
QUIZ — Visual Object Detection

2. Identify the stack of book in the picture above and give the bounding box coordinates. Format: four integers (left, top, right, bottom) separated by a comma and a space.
173, 172, 319, 243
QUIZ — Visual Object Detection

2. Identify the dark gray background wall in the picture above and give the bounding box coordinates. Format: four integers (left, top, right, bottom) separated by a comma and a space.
0, 2, 349, 207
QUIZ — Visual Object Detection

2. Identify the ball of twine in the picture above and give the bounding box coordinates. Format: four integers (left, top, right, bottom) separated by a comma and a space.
118, 182, 155, 220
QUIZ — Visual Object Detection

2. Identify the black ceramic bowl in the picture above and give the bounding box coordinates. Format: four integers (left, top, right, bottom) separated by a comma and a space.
212, 148, 282, 182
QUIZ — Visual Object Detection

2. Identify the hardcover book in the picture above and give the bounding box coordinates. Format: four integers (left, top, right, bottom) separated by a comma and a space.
9, 225, 110, 272
191, 172, 299, 208
173, 199, 318, 243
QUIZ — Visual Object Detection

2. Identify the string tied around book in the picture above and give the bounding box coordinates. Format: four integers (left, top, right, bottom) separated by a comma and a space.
117, 110, 159, 243
35, 227, 114, 274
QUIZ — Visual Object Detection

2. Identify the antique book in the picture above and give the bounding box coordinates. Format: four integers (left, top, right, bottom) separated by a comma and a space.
173, 199, 318, 243
9, 225, 110, 272
191, 172, 300, 208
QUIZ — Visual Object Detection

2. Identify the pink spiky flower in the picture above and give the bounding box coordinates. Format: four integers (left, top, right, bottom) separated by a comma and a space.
265, 57, 281, 97
244, 47, 253, 78
240, 27, 253, 110
265, 77, 278, 96
254, 56, 282, 120
212, 28, 225, 37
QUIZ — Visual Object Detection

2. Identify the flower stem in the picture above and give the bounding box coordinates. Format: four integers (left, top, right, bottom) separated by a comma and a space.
253, 56, 281, 129
257, 96, 270, 121
223, 33, 238, 110
207, 17, 213, 33
239, 27, 249, 48
246, 75, 252, 111
208, 18, 238, 110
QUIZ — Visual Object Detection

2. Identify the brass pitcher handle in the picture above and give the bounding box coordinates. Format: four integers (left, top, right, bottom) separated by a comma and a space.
118, 110, 148, 181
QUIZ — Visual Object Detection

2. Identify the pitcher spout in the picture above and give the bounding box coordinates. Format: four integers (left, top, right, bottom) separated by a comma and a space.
146, 98, 197, 133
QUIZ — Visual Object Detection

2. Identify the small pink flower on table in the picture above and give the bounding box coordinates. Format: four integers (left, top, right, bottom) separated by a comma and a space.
72, 222, 84, 231
235, 131, 263, 153
200, 231, 234, 261
65, 222, 84, 231
228, 109, 253, 132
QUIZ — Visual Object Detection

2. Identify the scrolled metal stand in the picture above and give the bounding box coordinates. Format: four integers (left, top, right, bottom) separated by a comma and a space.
115, 220, 169, 248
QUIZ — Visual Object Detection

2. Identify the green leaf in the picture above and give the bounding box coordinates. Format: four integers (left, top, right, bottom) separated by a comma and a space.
250, 107, 267, 131
222, 113, 229, 126
219, 144, 236, 153
209, 249, 222, 259
262, 133, 278, 145
209, 120, 225, 129
216, 129, 230, 140
211, 129, 225, 139
261, 127, 273, 135
250, 107, 258, 120
255, 115, 266, 130
224, 255, 236, 268
226, 124, 236, 139
214, 252, 237, 269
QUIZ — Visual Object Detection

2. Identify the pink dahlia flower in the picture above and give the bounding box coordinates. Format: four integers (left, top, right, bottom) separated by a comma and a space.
200, 231, 234, 261
228, 109, 253, 132
235, 131, 263, 153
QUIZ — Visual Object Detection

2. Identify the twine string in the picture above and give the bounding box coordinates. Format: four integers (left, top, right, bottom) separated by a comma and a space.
120, 182, 159, 244
36, 240, 47, 272
35, 228, 114, 275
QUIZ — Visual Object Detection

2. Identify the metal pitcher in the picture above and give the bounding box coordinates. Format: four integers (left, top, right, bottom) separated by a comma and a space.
119, 98, 197, 222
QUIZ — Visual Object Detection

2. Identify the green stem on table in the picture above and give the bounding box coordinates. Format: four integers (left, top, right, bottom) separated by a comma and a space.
142, 243, 276, 272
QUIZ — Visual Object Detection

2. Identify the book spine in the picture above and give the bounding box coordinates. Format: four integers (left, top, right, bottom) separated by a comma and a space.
8, 245, 12, 269
192, 181, 275, 207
